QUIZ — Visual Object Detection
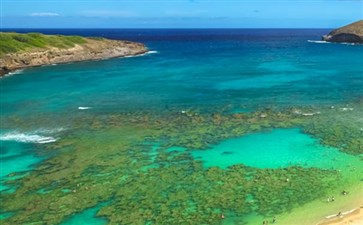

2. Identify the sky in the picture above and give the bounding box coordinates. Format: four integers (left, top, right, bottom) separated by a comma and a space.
0, 0, 362, 28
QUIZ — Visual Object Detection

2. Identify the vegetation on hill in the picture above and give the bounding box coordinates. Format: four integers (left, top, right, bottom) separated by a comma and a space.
0, 32, 91, 55
0, 32, 146, 76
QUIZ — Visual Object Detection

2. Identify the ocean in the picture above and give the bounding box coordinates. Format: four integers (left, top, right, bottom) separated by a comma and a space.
1, 29, 362, 225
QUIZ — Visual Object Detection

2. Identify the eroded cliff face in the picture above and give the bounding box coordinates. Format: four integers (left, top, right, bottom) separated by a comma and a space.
0, 38, 147, 76
322, 20, 363, 43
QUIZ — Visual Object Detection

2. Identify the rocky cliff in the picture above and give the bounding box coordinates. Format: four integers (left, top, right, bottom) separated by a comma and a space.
0, 34, 147, 76
322, 20, 363, 43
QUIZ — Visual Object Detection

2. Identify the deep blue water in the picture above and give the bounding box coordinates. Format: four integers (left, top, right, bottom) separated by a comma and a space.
1, 29, 363, 118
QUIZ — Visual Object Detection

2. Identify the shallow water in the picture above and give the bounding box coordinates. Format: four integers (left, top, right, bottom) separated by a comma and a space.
192, 128, 358, 169
0, 140, 43, 192
61, 204, 107, 225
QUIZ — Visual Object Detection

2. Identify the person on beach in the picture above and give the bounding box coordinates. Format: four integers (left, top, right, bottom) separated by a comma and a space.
272, 216, 276, 223
337, 212, 342, 217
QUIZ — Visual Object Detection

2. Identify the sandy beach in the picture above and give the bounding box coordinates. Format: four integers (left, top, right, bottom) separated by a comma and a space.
318, 206, 363, 225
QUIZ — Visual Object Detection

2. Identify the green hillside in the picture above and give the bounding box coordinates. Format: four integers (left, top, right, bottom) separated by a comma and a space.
0, 32, 89, 55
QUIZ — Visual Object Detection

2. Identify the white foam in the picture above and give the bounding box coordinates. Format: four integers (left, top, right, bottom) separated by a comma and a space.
78, 106, 91, 110
0, 132, 57, 144
2, 69, 24, 78
35, 127, 65, 134
307, 40, 330, 44
340, 42, 357, 46
9, 69, 24, 75
325, 208, 359, 219
302, 113, 315, 116
125, 50, 159, 58
293, 110, 301, 115
341, 107, 354, 111
308, 40, 361, 46
147, 50, 158, 54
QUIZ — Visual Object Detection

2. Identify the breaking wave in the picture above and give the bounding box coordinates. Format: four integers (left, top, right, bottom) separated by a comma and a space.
0, 128, 64, 144
307, 40, 359, 45
78, 106, 92, 110
1, 69, 24, 78
307, 40, 330, 44
147, 50, 158, 54
124, 50, 159, 58
0, 132, 57, 144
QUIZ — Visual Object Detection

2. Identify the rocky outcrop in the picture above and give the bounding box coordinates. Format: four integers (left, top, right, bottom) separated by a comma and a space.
322, 20, 363, 43
0, 38, 147, 76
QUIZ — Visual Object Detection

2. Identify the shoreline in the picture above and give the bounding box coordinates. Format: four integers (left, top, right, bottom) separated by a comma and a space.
243, 165, 363, 225
0, 50, 153, 78
0, 34, 148, 77
317, 206, 363, 225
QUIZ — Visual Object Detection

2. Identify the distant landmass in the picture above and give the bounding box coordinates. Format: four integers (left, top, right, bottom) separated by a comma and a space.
322, 20, 363, 43
0, 32, 147, 76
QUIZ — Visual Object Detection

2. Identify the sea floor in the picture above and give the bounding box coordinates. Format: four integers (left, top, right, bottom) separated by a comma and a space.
0, 100, 362, 225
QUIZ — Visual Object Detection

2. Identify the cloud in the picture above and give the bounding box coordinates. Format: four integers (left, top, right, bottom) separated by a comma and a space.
30, 12, 60, 17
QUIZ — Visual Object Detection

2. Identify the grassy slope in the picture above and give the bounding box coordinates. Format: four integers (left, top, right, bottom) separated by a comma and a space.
0, 32, 96, 56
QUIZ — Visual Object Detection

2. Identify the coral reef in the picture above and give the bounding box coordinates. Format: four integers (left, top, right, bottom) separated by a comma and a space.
1, 101, 362, 224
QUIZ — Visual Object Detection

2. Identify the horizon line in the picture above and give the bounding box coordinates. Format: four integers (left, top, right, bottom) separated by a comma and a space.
0, 27, 333, 29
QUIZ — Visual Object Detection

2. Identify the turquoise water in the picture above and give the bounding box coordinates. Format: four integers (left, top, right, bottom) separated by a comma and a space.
61, 204, 107, 225
0, 127, 58, 192
0, 29, 362, 224
192, 128, 356, 169
1, 30, 363, 120
0, 140, 44, 192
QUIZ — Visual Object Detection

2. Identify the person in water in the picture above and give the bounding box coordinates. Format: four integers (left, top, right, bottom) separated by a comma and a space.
272, 216, 276, 223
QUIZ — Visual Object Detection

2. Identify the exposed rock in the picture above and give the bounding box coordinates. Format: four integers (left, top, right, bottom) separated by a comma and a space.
0, 37, 148, 76
322, 20, 363, 43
